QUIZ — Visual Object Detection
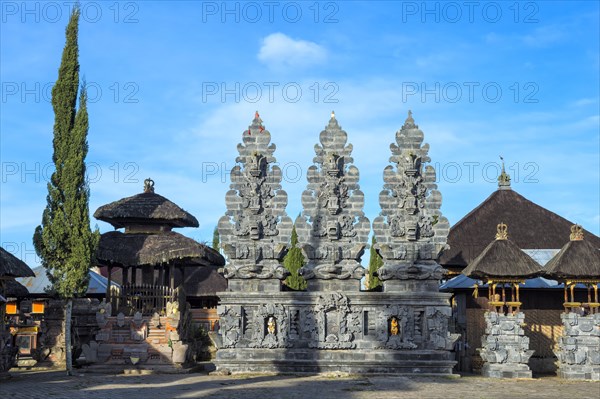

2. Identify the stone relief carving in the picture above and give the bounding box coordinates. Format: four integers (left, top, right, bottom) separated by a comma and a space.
426, 307, 459, 350
218, 306, 242, 348
373, 111, 450, 281
219, 112, 293, 280
310, 292, 361, 349
249, 303, 291, 348
296, 113, 370, 281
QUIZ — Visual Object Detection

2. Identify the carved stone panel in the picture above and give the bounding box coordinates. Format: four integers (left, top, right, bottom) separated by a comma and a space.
376, 305, 417, 349
310, 292, 360, 349
249, 303, 291, 348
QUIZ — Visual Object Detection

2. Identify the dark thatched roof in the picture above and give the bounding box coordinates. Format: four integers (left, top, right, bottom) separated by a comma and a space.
4, 279, 29, 297
439, 189, 600, 269
544, 238, 600, 280
94, 191, 199, 229
183, 267, 227, 297
0, 247, 35, 278
96, 231, 225, 268
461, 238, 542, 280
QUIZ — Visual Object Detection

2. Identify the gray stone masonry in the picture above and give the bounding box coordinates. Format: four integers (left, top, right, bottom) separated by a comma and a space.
478, 311, 533, 378
215, 112, 459, 374
372, 111, 450, 292
218, 112, 293, 290
295, 112, 370, 286
555, 312, 600, 380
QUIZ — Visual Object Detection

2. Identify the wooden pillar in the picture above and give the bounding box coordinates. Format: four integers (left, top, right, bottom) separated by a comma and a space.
178, 266, 184, 289
170, 264, 175, 290
158, 267, 164, 286
107, 266, 113, 301
131, 266, 137, 285
122, 267, 129, 287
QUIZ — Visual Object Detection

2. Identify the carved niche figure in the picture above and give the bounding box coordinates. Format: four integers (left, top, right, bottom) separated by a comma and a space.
390, 317, 400, 336
376, 305, 416, 350
267, 316, 276, 335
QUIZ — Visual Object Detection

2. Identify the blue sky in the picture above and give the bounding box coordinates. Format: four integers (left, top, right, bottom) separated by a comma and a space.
1, 1, 599, 267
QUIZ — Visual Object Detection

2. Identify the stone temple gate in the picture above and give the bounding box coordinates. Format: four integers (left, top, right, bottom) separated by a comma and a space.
216, 111, 459, 374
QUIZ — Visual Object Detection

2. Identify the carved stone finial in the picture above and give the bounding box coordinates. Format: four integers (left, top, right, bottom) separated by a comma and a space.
496, 223, 508, 240
296, 113, 370, 282
373, 111, 449, 282
570, 224, 584, 241
331, 111, 335, 119
402, 110, 417, 129
498, 156, 511, 190
144, 178, 155, 193
218, 113, 293, 280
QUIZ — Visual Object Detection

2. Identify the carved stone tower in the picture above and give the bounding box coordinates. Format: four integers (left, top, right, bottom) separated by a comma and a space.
218, 112, 293, 292
373, 111, 450, 292
296, 112, 370, 291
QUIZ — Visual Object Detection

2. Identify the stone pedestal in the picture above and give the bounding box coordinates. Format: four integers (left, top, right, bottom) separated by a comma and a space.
215, 290, 458, 374
478, 312, 533, 378
555, 313, 600, 380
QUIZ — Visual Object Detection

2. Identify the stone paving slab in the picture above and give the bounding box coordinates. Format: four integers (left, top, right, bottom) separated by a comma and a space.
1, 369, 599, 399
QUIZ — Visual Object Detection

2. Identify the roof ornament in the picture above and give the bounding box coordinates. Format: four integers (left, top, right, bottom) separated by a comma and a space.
498, 156, 511, 190
569, 224, 584, 241
143, 178, 155, 193
496, 222, 508, 240
402, 110, 417, 129
331, 110, 335, 119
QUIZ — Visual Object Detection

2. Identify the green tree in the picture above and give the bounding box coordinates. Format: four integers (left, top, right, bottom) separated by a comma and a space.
366, 235, 383, 289
33, 7, 99, 375
283, 224, 307, 290
212, 226, 220, 252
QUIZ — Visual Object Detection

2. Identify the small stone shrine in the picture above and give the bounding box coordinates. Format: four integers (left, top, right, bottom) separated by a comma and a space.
462, 223, 541, 378
0, 248, 35, 375
545, 225, 600, 380
215, 112, 458, 374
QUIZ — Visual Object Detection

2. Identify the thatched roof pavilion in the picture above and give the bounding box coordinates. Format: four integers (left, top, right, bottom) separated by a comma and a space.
440, 173, 600, 273
94, 179, 224, 312
462, 223, 542, 280
545, 225, 600, 280
544, 225, 600, 312
462, 223, 542, 313
0, 247, 35, 279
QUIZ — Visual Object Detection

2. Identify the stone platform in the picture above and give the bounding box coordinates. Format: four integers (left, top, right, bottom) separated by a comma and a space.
215, 290, 459, 375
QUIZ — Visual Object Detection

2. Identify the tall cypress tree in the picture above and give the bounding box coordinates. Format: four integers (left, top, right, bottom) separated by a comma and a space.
33, 7, 99, 375
283, 224, 307, 290
367, 235, 383, 289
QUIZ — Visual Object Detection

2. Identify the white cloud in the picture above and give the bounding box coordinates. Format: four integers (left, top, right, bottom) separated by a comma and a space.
258, 33, 327, 69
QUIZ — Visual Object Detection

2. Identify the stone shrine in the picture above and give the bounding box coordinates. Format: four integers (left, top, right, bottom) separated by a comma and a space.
462, 223, 541, 378
215, 112, 458, 374
545, 225, 600, 380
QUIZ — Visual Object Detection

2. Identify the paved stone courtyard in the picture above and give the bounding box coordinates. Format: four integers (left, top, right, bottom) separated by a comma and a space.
1, 369, 599, 399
